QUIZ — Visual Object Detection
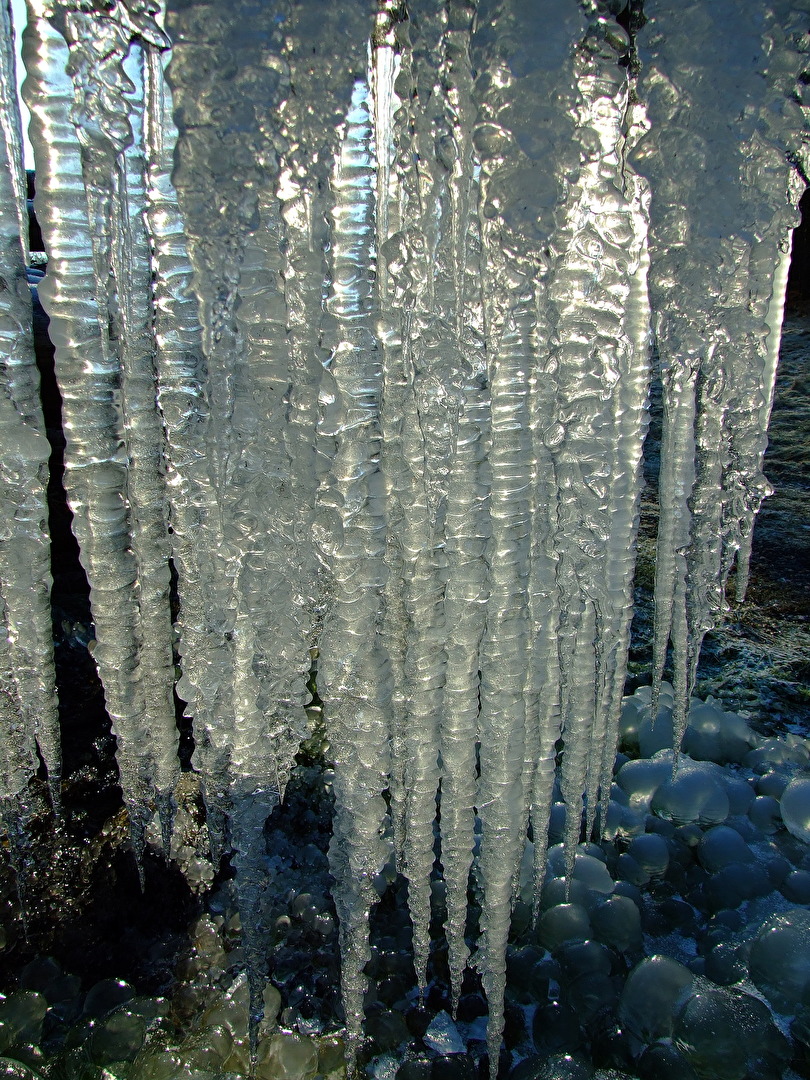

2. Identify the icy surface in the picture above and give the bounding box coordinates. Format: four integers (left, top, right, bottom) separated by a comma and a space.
0, 0, 806, 1071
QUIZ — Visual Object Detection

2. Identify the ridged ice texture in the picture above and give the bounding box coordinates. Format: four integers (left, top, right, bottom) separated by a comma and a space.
165, 0, 373, 1023
0, 2, 58, 815
22, 0, 178, 857
469, 2, 651, 1064
0, 0, 807, 1071
633, 0, 809, 750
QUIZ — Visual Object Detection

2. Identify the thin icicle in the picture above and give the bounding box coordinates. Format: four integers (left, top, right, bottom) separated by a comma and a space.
431, 0, 489, 1009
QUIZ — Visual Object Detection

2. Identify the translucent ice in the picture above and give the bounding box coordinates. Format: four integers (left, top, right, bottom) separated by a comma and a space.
780, 775, 810, 843
749, 908, 810, 1013
0, 0, 804, 1071
619, 955, 693, 1047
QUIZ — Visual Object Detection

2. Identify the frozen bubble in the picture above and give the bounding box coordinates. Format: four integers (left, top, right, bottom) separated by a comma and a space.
746, 736, 810, 775
616, 852, 648, 887
423, 1011, 465, 1055
618, 955, 693, 1046
541, 877, 593, 913
756, 771, 790, 799
537, 904, 591, 951
637, 1041, 699, 1080
651, 763, 729, 827
556, 940, 612, 981
749, 908, 810, 1012
780, 775, 810, 843
673, 986, 786, 1080
591, 895, 642, 953
719, 774, 756, 816
627, 833, 669, 877
548, 802, 567, 845
705, 940, 750, 986
638, 708, 675, 759
618, 695, 644, 754
703, 861, 772, 912
81, 979, 134, 1021
696, 826, 753, 872
531, 1000, 583, 1057
526, 1051, 594, 1079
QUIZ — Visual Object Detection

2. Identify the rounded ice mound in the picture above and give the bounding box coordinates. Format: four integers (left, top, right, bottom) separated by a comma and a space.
780, 774, 810, 843
590, 894, 642, 953
618, 955, 693, 1047
651, 760, 729, 827
696, 826, 753, 873
537, 903, 591, 951
545, 844, 614, 896
619, 683, 674, 758
682, 698, 758, 764
673, 985, 789, 1080
749, 908, 810, 1013
746, 734, 810, 775
615, 756, 672, 812
627, 832, 669, 878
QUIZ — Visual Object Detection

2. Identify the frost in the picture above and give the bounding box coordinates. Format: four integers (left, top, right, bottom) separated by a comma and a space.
0, 0, 807, 1072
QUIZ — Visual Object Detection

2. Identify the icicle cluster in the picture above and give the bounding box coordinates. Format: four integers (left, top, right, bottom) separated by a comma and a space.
0, 0, 807, 1066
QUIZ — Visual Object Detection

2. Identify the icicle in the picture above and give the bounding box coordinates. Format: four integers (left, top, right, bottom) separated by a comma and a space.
141, 36, 209, 850
430, 1, 489, 1010
635, 0, 809, 741
23, 2, 175, 854
0, 0, 59, 814
164, 0, 295, 1024
316, 74, 393, 1061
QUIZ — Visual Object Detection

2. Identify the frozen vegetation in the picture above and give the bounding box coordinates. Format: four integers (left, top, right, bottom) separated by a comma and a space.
0, 0, 808, 1077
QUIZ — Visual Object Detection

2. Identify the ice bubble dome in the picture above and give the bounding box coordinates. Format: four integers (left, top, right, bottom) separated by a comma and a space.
780, 775, 810, 843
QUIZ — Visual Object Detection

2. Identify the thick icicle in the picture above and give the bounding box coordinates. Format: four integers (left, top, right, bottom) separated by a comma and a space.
471, 0, 542, 1055
635, 0, 809, 747
428, 0, 489, 1009
23, 1, 177, 854
0, 0, 58, 812
316, 75, 393, 1061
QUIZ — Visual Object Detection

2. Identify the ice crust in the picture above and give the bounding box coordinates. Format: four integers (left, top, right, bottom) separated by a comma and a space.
0, 0, 808, 1070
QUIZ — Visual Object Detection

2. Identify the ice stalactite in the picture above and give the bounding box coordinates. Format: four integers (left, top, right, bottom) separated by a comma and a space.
1, 0, 808, 1071
166, 0, 372, 1026
0, 1, 58, 833
317, 75, 393, 1058
23, 0, 178, 859
635, 0, 809, 752
468, 2, 652, 1063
